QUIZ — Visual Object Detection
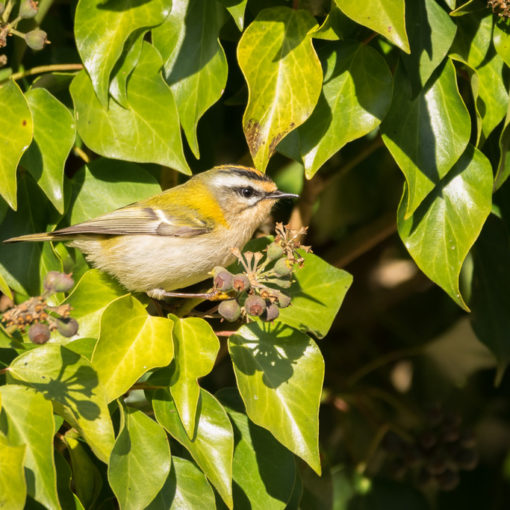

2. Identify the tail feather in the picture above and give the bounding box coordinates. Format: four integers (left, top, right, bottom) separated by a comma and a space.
3, 232, 59, 243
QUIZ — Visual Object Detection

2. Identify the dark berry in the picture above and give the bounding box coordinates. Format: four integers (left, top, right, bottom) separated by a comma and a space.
218, 300, 241, 322
28, 323, 50, 344
455, 448, 478, 470
244, 295, 266, 317
213, 267, 233, 291
436, 468, 459, 491
275, 291, 291, 308
56, 318, 79, 337
232, 274, 250, 293
263, 303, 280, 322
44, 271, 74, 293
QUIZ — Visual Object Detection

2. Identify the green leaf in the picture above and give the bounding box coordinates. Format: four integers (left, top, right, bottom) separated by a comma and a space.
401, 0, 456, 87
382, 59, 471, 218
153, 0, 228, 158
64, 435, 103, 509
70, 42, 190, 175
281, 42, 392, 178
0, 385, 59, 509
108, 407, 171, 510
64, 269, 127, 340
494, 21, 510, 67
335, 0, 410, 53
8, 345, 116, 463
229, 322, 324, 474
21, 88, 76, 214
54, 450, 86, 510
147, 456, 215, 510
470, 214, 510, 363
219, 0, 247, 31
238, 7, 322, 172
218, 389, 296, 510
450, 12, 493, 68
92, 295, 174, 402
69, 158, 161, 225
0, 433, 27, 510
0, 271, 12, 300
313, 4, 358, 41
0, 80, 33, 210
153, 388, 234, 508
398, 145, 492, 310
74, 0, 169, 105
167, 315, 219, 438
278, 250, 353, 339
496, 99, 510, 190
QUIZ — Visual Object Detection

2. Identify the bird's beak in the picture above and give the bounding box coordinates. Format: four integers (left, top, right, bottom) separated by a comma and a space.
265, 190, 299, 200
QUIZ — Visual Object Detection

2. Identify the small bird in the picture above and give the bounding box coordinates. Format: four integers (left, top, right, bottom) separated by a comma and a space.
5, 165, 298, 299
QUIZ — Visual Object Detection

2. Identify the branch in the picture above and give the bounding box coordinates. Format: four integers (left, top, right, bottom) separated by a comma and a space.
8, 63, 83, 82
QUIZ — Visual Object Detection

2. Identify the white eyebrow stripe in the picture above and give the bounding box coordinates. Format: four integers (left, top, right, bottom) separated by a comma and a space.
211, 174, 265, 189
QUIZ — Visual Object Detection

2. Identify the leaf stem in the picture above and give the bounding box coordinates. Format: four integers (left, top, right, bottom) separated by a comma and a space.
73, 146, 90, 164
215, 330, 236, 337
7, 63, 83, 82
0, 367, 9, 375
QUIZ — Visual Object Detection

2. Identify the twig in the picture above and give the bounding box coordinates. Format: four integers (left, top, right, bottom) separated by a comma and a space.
8, 63, 83, 82
215, 330, 236, 337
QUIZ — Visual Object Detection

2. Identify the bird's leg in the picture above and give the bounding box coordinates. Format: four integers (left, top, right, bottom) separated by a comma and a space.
147, 288, 223, 300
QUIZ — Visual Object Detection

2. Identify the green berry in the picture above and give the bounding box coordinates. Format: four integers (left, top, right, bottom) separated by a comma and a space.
44, 271, 74, 293
56, 318, 79, 338
19, 0, 38, 19
218, 300, 241, 322
25, 29, 48, 51
274, 258, 292, 277
213, 267, 233, 291
29, 323, 50, 344
244, 295, 266, 317
275, 291, 291, 308
232, 274, 250, 293
263, 303, 280, 322
266, 241, 284, 262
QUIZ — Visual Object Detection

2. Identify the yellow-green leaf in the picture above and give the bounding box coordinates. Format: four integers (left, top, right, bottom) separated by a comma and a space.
0, 433, 26, 510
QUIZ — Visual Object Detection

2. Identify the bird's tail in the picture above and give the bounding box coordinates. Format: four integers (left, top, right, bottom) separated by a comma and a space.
3, 232, 59, 243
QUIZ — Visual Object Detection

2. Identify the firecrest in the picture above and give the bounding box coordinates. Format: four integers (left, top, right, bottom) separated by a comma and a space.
5, 165, 298, 299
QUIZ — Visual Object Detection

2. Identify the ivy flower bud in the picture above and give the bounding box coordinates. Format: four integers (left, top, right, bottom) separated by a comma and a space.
44, 271, 74, 293
28, 323, 50, 344
232, 274, 250, 293
244, 295, 266, 317
273, 258, 292, 277
263, 303, 279, 322
213, 267, 233, 291
19, 0, 39, 19
266, 241, 284, 262
25, 29, 48, 51
274, 291, 291, 308
218, 299, 241, 322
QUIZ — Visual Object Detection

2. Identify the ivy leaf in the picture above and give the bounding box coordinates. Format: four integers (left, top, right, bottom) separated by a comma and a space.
0, 385, 59, 509
153, 0, 228, 158
54, 450, 86, 510
147, 456, 215, 510
70, 42, 190, 175
398, 146, 492, 311
92, 295, 174, 402
280, 41, 392, 178
229, 322, 324, 475
167, 315, 219, 439
74, 0, 169, 105
0, 80, 33, 210
8, 345, 116, 463
0, 433, 27, 510
494, 21, 510, 67
0, 272, 12, 300
218, 388, 296, 510
108, 407, 171, 510
335, 0, 410, 53
401, 0, 456, 87
21, 89, 75, 215
68, 158, 161, 225
153, 388, 234, 509
382, 59, 470, 218
278, 250, 352, 339
496, 100, 510, 190
238, 7, 322, 172
64, 269, 127, 340
219, 0, 247, 31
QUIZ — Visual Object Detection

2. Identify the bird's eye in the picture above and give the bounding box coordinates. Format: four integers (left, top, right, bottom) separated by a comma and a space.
240, 187, 255, 198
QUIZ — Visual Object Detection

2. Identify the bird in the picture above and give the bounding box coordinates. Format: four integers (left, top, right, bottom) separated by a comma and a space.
4, 165, 298, 299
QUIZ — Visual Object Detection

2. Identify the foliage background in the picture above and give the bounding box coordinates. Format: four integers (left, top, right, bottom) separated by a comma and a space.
1, 0, 510, 508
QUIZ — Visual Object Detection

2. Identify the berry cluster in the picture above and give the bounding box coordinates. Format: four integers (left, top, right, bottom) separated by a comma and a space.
382, 406, 478, 492
0, 0, 48, 60
214, 223, 310, 323
488, 0, 510, 17
1, 271, 78, 344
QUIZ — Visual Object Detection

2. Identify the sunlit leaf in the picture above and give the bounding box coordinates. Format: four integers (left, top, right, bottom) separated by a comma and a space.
92, 295, 174, 402
70, 42, 190, 174
0, 385, 59, 509
153, 0, 228, 158
0, 433, 26, 510
167, 315, 219, 438
22, 88, 75, 214
153, 388, 233, 508
335, 0, 410, 53
398, 146, 492, 310
382, 59, 470, 218
74, 0, 169, 105
108, 407, 171, 510
229, 322, 324, 474
238, 7, 322, 172
0, 80, 33, 210
219, 0, 247, 30
8, 344, 116, 462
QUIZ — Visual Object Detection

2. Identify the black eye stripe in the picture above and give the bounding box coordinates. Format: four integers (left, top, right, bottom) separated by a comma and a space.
234, 186, 260, 199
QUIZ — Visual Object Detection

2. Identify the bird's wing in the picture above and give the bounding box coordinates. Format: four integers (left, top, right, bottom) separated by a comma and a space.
51, 202, 214, 238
